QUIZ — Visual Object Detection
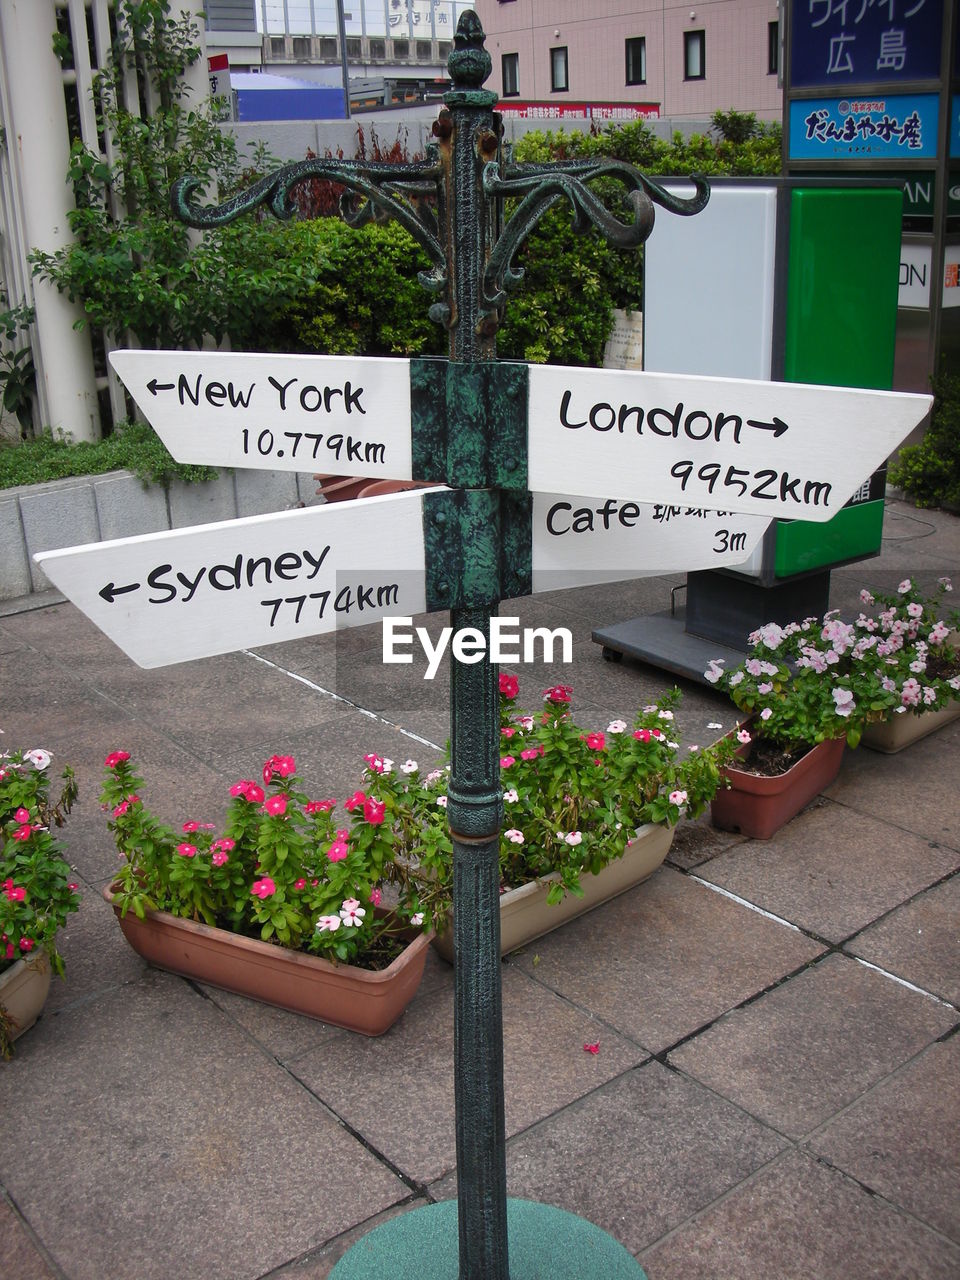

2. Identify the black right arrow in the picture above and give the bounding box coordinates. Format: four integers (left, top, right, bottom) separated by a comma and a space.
147, 379, 175, 396
746, 416, 788, 437
99, 581, 140, 603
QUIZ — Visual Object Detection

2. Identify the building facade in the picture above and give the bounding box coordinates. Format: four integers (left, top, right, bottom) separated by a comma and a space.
474, 0, 784, 121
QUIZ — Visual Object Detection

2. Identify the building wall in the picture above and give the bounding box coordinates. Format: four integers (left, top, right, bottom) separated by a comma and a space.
475, 0, 783, 121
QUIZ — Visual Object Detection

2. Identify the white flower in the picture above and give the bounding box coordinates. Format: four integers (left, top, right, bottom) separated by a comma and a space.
505, 828, 524, 844
657, 710, 674, 721
668, 789, 687, 806
707, 722, 724, 730
436, 795, 448, 808
316, 915, 341, 933
503, 788, 519, 803
401, 759, 418, 774
898, 578, 912, 593
737, 729, 752, 744
607, 719, 628, 734
410, 912, 424, 926
24, 748, 51, 771
564, 831, 582, 846
340, 900, 366, 928
425, 769, 443, 783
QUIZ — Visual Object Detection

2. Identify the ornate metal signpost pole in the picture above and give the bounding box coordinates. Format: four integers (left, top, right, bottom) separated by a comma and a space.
173, 12, 708, 1276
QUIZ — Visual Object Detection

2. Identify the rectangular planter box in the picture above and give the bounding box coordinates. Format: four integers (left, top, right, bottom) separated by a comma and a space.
103, 884, 431, 1036
861, 699, 960, 754
711, 735, 846, 841
432, 823, 674, 964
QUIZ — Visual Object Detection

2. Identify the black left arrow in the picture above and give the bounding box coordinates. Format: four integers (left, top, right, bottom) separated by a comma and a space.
746, 416, 788, 437
147, 379, 175, 396
99, 581, 140, 603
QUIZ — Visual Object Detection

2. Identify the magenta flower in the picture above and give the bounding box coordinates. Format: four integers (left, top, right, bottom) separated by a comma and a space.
543, 684, 573, 704
305, 798, 336, 814
583, 732, 605, 751
500, 755, 516, 769
104, 750, 131, 769
344, 789, 366, 812
13, 807, 29, 824
211, 850, 229, 867
4, 883, 25, 902
19, 937, 34, 952
363, 797, 386, 825
370, 888, 382, 907
294, 878, 307, 890
501, 727, 516, 738
633, 729, 651, 743
264, 794, 288, 817
327, 840, 349, 862
12, 824, 31, 842
499, 673, 520, 699
520, 747, 541, 762
176, 843, 197, 858
251, 876, 276, 899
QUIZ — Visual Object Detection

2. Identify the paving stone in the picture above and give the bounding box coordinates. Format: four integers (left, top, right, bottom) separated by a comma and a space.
666, 810, 746, 870
698, 801, 960, 943
827, 713, 960, 848
289, 964, 649, 1185
0, 974, 406, 1280
669, 952, 958, 1139
806, 1035, 960, 1243
512, 866, 825, 1053
269, 1201, 428, 1279
429, 1059, 787, 1257
0, 1194, 58, 1280
846, 873, 960, 1007
641, 1148, 960, 1280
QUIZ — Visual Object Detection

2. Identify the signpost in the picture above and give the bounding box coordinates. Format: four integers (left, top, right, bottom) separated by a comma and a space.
39, 12, 934, 1280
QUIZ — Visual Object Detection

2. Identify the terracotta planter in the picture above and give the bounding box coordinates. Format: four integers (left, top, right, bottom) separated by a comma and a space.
711, 736, 846, 841
0, 951, 52, 1046
103, 884, 431, 1036
432, 823, 673, 963
861, 698, 960, 754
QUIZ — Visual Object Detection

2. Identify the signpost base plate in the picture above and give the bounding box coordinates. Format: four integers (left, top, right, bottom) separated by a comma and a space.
328, 1198, 647, 1279
592, 609, 747, 686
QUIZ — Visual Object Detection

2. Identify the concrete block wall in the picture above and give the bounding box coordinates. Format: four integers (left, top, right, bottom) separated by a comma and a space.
1, 468, 324, 600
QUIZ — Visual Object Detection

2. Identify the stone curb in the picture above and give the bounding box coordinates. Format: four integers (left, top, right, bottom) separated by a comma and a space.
0, 468, 324, 600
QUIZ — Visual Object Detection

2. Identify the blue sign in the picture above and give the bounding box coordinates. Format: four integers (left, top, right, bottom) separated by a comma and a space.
789, 94, 939, 159
791, 0, 942, 89
952, 96, 960, 159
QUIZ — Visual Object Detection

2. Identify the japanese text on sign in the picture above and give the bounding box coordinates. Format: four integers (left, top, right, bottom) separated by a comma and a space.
791, 0, 942, 87
789, 94, 939, 159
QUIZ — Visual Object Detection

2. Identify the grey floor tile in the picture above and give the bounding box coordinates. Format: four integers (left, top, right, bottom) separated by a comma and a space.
513, 866, 825, 1053
0, 974, 406, 1280
846, 873, 960, 1007
641, 1148, 960, 1280
698, 801, 960, 943
669, 952, 958, 1139
0, 1194, 58, 1280
807, 1035, 960, 1243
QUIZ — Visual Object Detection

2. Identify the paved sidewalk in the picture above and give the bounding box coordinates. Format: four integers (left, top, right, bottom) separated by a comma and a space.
1, 497, 958, 1279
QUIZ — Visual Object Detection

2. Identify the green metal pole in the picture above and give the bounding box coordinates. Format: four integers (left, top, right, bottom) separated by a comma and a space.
437, 17, 509, 1279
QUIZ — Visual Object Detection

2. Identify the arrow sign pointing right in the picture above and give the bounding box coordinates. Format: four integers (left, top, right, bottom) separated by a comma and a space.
527, 365, 931, 521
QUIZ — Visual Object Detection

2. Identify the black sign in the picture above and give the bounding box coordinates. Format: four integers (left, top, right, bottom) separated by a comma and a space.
791, 0, 943, 89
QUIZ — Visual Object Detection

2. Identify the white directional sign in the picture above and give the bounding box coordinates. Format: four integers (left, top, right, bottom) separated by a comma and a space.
531, 494, 769, 590
110, 350, 414, 482
527, 365, 932, 521
34, 489, 436, 669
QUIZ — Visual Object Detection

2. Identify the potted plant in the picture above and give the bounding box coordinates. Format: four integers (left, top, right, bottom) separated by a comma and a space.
1, 746, 80, 1057
703, 609, 895, 839
374, 677, 738, 960
855, 576, 960, 752
100, 752, 438, 1036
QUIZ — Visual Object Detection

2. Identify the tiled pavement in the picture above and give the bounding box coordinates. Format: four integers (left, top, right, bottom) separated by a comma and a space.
1, 497, 958, 1279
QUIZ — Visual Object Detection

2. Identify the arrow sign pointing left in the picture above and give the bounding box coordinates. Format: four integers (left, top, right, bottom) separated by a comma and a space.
110, 349, 415, 483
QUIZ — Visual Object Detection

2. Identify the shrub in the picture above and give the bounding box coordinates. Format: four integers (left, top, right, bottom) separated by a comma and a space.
888, 370, 960, 509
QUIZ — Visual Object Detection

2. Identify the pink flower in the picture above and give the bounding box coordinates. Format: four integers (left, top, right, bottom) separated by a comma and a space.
543, 684, 573, 704
211, 837, 235, 854
24, 749, 51, 771
316, 915, 341, 933
500, 755, 516, 769
505, 828, 525, 844
436, 795, 448, 808
760, 707, 773, 721
230, 781, 264, 803
607, 720, 628, 734
104, 751, 131, 769
501, 727, 516, 738
859, 589, 875, 605
901, 678, 922, 707
305, 799, 336, 814
112, 795, 140, 817
363, 753, 387, 774
363, 797, 386, 825
251, 876, 276, 899
668, 790, 688, 806
339, 899, 366, 928
211, 850, 230, 867
327, 840, 349, 862
564, 831, 582, 846
898, 578, 912, 593
264, 794, 288, 817
4, 882, 25, 902
518, 716, 534, 731
703, 660, 724, 684
294, 878, 307, 890
499, 673, 520, 699
633, 729, 652, 743
929, 621, 951, 644
503, 788, 519, 803
583, 1041, 600, 1055
907, 602, 924, 620
583, 732, 605, 751
19, 937, 34, 952
263, 754, 296, 782
519, 748, 540, 762
370, 888, 382, 907
737, 729, 752, 744
14, 807, 29, 824
176, 842, 197, 858
12, 824, 31, 842
182, 820, 200, 833
344, 789, 366, 812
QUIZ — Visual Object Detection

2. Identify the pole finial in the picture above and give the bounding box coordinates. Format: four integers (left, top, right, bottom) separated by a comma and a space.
447, 11, 492, 91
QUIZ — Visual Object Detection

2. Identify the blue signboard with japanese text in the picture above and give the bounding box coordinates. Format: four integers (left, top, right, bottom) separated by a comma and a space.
789, 93, 939, 159
791, 0, 943, 89
951, 96, 960, 158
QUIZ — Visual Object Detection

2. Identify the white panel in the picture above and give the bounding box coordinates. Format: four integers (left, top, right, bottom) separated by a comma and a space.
35, 489, 435, 669
526, 364, 930, 522
644, 184, 778, 380
531, 494, 770, 592
110, 350, 414, 480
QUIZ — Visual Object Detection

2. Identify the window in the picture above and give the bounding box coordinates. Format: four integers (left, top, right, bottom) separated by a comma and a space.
684, 30, 705, 80
550, 46, 568, 92
438, 41, 452, 60
319, 37, 338, 58
346, 38, 362, 58
416, 40, 432, 59
293, 36, 312, 59
269, 37, 286, 59
768, 20, 779, 75
369, 38, 386, 59
502, 52, 519, 97
393, 39, 410, 57
625, 37, 646, 85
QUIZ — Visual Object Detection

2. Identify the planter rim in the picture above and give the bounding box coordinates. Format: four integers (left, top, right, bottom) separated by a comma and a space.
101, 881, 433, 986
721, 733, 846, 798
497, 821, 665, 903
